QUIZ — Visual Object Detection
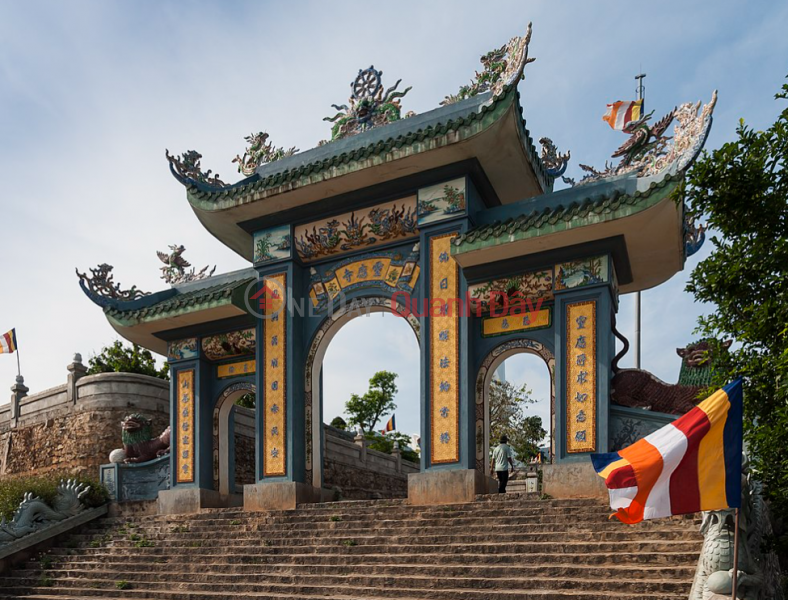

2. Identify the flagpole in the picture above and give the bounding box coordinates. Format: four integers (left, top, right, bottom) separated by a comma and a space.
731, 507, 740, 599
14, 331, 21, 378
633, 73, 646, 370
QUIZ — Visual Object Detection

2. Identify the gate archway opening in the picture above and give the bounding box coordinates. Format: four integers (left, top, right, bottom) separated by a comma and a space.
477, 339, 555, 475
305, 297, 420, 492
213, 383, 256, 500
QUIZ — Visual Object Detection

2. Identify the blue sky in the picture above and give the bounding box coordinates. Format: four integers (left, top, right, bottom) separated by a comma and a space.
1, 1, 786, 441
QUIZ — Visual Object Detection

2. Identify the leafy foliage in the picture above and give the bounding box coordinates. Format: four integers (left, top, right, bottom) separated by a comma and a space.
0, 473, 109, 522
489, 379, 546, 463
683, 77, 788, 550
345, 371, 398, 433
329, 416, 348, 431
87, 341, 168, 380
365, 431, 420, 463
235, 393, 256, 409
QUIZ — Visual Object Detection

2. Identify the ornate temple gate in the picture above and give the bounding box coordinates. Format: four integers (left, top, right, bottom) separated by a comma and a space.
80, 23, 717, 512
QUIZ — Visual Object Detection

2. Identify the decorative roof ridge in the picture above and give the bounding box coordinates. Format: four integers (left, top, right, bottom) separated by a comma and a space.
105, 274, 255, 321
184, 88, 521, 206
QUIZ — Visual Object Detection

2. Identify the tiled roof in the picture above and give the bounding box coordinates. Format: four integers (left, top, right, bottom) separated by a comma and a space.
452, 172, 682, 252
105, 276, 253, 324
184, 86, 550, 207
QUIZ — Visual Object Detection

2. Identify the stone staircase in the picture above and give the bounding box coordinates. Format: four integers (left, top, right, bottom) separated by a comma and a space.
0, 494, 702, 599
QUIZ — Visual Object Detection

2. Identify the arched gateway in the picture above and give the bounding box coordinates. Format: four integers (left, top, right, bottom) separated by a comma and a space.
79, 24, 717, 513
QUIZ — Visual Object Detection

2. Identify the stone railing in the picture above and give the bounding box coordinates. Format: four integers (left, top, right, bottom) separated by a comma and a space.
0, 356, 169, 478
323, 425, 420, 499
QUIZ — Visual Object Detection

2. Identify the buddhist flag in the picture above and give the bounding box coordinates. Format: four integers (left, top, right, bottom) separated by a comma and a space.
602, 99, 643, 130
591, 379, 743, 524
381, 415, 396, 435
0, 329, 17, 354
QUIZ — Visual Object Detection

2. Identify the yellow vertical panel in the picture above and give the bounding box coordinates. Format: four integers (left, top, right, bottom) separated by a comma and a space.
430, 234, 460, 464
566, 301, 596, 453
176, 369, 195, 483
263, 273, 287, 477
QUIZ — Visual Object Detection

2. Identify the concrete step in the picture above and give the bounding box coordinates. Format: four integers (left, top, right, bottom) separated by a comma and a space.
0, 496, 701, 600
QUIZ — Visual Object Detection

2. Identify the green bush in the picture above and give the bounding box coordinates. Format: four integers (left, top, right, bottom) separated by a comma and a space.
0, 473, 109, 522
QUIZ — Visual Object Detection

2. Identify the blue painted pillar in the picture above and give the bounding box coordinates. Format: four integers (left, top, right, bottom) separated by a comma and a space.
419, 224, 473, 472
169, 357, 213, 489
252, 261, 308, 485
553, 257, 616, 462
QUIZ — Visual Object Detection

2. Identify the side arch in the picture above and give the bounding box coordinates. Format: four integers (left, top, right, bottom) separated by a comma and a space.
304, 296, 420, 489
213, 381, 256, 495
476, 338, 555, 473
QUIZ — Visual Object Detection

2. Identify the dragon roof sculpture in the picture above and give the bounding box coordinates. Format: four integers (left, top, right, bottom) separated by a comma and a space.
76, 264, 149, 308
442, 22, 535, 106
575, 91, 718, 185
232, 132, 299, 177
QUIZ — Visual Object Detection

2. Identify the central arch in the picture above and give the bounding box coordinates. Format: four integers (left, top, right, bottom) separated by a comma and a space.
476, 338, 555, 473
304, 296, 420, 489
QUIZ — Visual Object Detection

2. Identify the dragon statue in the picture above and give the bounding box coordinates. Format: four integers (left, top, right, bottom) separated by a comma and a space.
612, 339, 731, 415
109, 414, 171, 464
571, 91, 718, 186
0, 480, 90, 544
232, 131, 298, 177
323, 66, 412, 141
156, 244, 216, 285
165, 149, 226, 187
442, 22, 535, 106
610, 108, 675, 166
76, 263, 148, 307
539, 137, 571, 178
685, 214, 707, 257
689, 458, 783, 600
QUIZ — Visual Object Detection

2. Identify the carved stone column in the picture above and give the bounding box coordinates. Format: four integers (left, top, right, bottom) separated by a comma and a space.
10, 375, 28, 428
67, 353, 88, 405
355, 430, 367, 464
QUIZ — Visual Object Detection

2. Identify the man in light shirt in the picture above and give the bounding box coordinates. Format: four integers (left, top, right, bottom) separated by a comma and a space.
492, 435, 515, 493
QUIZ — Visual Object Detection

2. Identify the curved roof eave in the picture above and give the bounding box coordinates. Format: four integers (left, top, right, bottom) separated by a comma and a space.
178, 86, 549, 261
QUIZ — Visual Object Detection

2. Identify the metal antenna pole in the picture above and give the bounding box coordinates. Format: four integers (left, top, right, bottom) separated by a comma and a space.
633, 72, 646, 369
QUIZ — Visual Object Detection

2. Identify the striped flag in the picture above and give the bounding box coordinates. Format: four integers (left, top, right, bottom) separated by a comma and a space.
0, 329, 17, 354
591, 379, 743, 524
602, 99, 643, 130
380, 414, 396, 435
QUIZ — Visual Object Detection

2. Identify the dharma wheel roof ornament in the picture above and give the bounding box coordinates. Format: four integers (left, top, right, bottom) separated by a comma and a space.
76, 264, 149, 307
156, 244, 215, 286
323, 65, 413, 141
442, 22, 535, 106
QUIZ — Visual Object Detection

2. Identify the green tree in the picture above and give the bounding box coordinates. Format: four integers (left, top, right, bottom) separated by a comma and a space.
682, 78, 788, 544
489, 379, 545, 463
345, 371, 398, 433
365, 431, 419, 463
87, 341, 168, 380
330, 416, 348, 431
235, 393, 256, 409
